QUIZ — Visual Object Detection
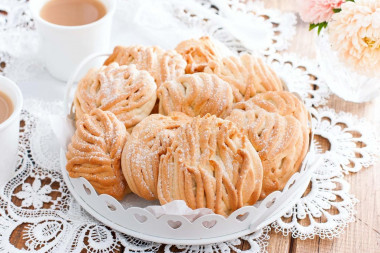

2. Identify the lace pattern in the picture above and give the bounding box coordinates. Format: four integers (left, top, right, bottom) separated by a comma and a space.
0, 0, 43, 82
311, 107, 380, 173
271, 154, 358, 239
267, 53, 331, 107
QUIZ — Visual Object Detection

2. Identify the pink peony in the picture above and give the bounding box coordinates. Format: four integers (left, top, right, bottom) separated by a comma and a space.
298, 0, 345, 24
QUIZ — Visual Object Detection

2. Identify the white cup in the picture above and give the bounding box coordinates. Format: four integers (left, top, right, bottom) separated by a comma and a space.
0, 76, 23, 186
29, 0, 116, 81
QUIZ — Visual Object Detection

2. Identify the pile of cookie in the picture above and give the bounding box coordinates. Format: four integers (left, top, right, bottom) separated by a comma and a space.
66, 37, 310, 216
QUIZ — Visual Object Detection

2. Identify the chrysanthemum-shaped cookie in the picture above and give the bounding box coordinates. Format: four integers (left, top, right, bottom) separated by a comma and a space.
66, 109, 129, 200
74, 63, 157, 131
121, 112, 190, 200
205, 54, 283, 102
157, 73, 233, 118
104, 45, 186, 87
226, 104, 305, 199
175, 36, 227, 74
239, 91, 310, 170
157, 115, 263, 216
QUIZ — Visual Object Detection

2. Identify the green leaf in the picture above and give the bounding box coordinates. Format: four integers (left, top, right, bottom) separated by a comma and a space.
317, 25, 323, 34
309, 22, 328, 35
333, 8, 341, 13
309, 23, 318, 31
318, 22, 328, 35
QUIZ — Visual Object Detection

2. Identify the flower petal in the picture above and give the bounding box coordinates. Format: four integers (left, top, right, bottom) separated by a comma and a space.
38, 195, 52, 204
32, 179, 41, 192
22, 183, 32, 192
15, 191, 32, 200
21, 197, 33, 208
38, 185, 52, 195
33, 198, 43, 209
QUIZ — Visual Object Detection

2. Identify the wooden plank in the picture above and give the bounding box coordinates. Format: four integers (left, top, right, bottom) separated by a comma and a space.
317, 171, 380, 253
267, 232, 292, 253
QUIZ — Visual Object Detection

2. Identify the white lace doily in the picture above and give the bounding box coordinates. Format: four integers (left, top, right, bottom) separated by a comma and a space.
1, 0, 379, 253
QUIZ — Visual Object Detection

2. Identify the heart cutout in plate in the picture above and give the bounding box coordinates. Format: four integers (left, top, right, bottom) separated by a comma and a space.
83, 184, 91, 195
287, 178, 296, 189
236, 212, 249, 222
167, 220, 182, 229
106, 202, 116, 211
134, 214, 148, 223
202, 220, 217, 229
266, 197, 276, 208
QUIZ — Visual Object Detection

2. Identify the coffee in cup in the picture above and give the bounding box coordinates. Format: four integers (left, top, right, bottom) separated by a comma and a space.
0, 76, 23, 185
0, 91, 13, 124
29, 0, 116, 81
40, 0, 106, 26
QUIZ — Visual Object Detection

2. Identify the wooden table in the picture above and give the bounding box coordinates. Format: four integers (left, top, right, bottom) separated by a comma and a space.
9, 1, 380, 252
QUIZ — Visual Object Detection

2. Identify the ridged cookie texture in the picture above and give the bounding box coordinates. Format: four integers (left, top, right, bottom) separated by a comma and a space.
121, 113, 190, 200
226, 103, 306, 199
66, 109, 129, 200
205, 54, 283, 102
175, 36, 227, 74
104, 45, 186, 88
74, 63, 157, 131
157, 114, 263, 216
158, 72, 233, 118
238, 91, 310, 172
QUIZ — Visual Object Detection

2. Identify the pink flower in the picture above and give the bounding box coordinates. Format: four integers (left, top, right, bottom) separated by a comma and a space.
298, 0, 345, 24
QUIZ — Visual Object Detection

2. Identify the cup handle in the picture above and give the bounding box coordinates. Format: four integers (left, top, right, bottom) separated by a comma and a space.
64, 52, 111, 116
